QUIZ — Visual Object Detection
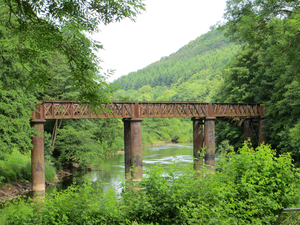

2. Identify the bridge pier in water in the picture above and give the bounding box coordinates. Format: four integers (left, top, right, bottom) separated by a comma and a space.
192, 117, 204, 171
204, 117, 216, 171
29, 101, 266, 191
123, 118, 143, 182
204, 103, 216, 171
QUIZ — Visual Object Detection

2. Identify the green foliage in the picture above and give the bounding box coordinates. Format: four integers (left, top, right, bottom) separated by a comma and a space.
214, 0, 300, 163
1, 0, 145, 167
0, 149, 56, 184
142, 118, 192, 145
0, 0, 145, 107
217, 143, 300, 223
0, 149, 31, 183
113, 30, 240, 145
114, 31, 239, 91
1, 144, 299, 224
0, 88, 36, 156
54, 119, 124, 166
45, 162, 56, 182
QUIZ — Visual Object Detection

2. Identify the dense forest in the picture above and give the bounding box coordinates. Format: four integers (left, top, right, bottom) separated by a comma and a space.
1, 0, 300, 223
113, 0, 300, 166
113, 30, 241, 145
0, 0, 145, 183
0, 0, 300, 182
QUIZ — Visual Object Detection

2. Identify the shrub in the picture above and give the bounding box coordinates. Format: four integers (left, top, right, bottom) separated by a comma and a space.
1, 143, 299, 224
45, 162, 56, 182
0, 149, 56, 183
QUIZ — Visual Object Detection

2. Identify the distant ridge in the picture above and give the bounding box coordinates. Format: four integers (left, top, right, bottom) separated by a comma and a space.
113, 30, 239, 94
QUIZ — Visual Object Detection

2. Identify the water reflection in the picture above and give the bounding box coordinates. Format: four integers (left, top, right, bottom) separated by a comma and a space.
47, 143, 194, 194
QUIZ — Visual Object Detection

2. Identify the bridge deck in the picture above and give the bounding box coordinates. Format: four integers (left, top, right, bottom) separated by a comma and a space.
31, 101, 263, 120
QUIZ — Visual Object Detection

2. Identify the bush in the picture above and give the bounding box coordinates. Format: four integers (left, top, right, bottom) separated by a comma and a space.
0, 149, 56, 183
45, 162, 56, 182
1, 143, 299, 224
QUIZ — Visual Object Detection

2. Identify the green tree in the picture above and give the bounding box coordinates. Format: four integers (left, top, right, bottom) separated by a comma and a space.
216, 0, 300, 164
0, 0, 145, 159
1, 0, 145, 105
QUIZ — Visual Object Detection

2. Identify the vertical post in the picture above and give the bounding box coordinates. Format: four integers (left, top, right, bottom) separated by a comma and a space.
31, 104, 46, 199
243, 118, 253, 147
123, 119, 131, 180
130, 118, 143, 182
192, 117, 204, 171
204, 103, 216, 171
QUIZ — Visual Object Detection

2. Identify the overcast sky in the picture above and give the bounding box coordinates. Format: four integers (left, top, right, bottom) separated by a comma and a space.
93, 0, 227, 82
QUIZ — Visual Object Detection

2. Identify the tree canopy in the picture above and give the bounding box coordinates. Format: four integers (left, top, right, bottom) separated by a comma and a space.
1, 0, 145, 105
215, 0, 300, 164
0, 0, 145, 157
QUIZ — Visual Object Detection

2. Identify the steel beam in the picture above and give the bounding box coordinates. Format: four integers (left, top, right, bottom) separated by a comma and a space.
192, 117, 204, 171
36, 101, 262, 120
31, 119, 46, 199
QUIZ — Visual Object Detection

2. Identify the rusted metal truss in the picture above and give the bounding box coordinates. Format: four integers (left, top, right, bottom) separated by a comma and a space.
31, 101, 264, 120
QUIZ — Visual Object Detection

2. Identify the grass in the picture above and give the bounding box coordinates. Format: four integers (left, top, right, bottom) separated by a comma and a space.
0, 149, 56, 185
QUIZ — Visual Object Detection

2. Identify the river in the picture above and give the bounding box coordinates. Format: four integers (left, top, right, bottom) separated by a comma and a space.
46, 143, 194, 194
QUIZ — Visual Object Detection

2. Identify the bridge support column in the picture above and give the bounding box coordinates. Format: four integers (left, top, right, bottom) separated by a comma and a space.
204, 117, 216, 171
123, 118, 143, 182
123, 119, 131, 180
243, 118, 253, 147
192, 117, 204, 172
31, 119, 46, 199
259, 117, 268, 145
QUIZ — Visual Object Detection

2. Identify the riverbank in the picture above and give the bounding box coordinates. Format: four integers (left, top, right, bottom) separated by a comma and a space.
0, 169, 72, 204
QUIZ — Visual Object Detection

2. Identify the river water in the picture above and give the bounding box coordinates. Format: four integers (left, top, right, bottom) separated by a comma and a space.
46, 143, 194, 194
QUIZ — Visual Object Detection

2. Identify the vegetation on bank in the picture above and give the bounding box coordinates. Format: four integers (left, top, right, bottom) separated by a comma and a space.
0, 0, 144, 170
113, 0, 300, 167
0, 149, 56, 185
1, 144, 299, 224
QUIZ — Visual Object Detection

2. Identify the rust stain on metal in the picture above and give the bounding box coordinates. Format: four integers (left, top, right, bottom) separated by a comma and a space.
31, 101, 263, 120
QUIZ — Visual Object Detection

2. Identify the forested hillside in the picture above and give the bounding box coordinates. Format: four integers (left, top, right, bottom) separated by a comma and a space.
113, 30, 239, 102
114, 30, 239, 95
113, 30, 240, 145
114, 0, 300, 169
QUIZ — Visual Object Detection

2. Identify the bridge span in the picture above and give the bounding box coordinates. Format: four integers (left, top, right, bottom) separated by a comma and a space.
30, 101, 267, 198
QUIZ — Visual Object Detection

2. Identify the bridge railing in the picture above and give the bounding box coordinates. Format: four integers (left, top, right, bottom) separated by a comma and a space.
31, 101, 263, 120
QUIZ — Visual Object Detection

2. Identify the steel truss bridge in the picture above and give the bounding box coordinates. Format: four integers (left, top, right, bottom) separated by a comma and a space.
32, 101, 264, 120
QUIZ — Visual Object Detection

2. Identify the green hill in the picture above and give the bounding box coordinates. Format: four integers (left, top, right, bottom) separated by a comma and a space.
112, 30, 240, 145
113, 30, 239, 102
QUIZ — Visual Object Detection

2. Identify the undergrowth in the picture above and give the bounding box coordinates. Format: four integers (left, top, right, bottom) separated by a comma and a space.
0, 149, 56, 185
1, 143, 300, 224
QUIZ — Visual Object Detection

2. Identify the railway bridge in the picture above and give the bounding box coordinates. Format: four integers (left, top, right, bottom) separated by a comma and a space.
30, 101, 267, 197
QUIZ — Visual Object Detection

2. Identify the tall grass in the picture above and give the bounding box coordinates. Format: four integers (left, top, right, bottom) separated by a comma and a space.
1, 144, 300, 224
0, 149, 56, 184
